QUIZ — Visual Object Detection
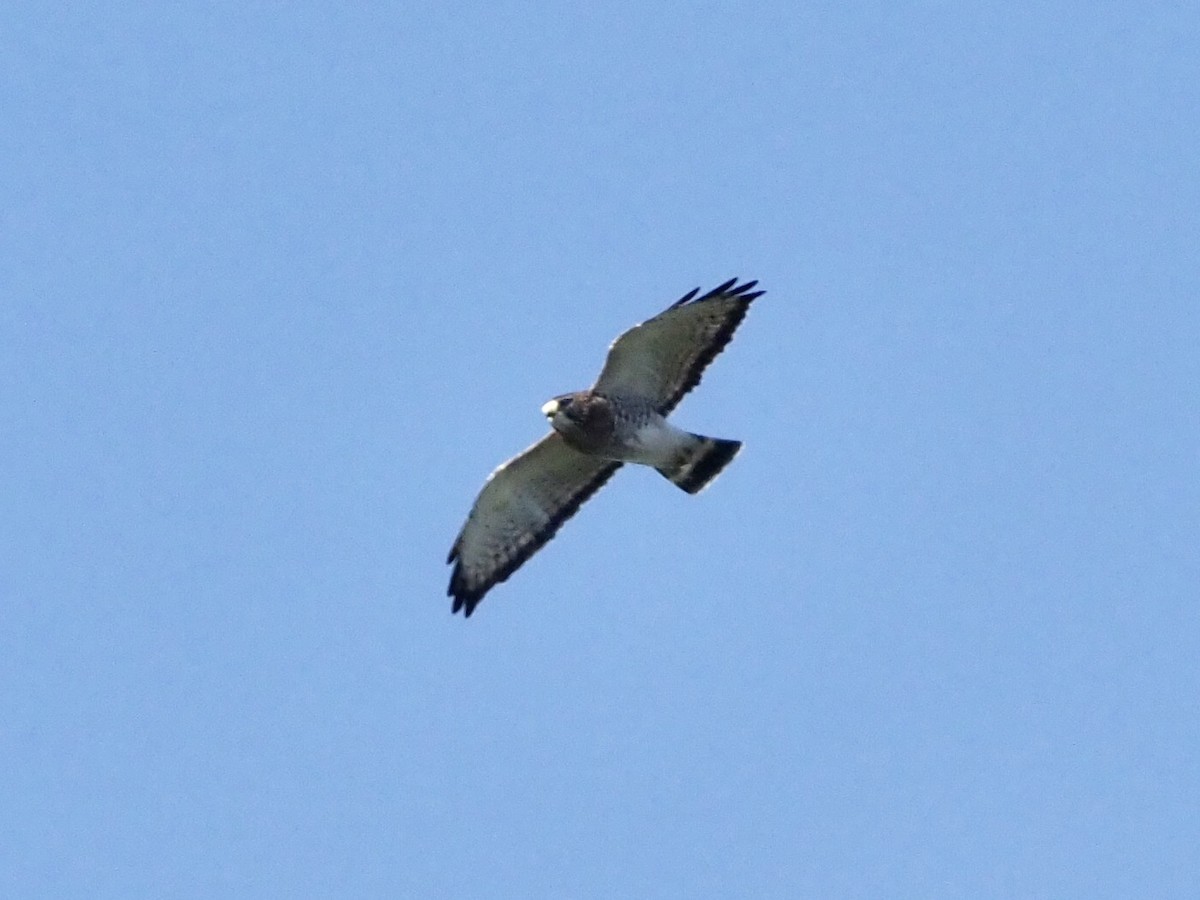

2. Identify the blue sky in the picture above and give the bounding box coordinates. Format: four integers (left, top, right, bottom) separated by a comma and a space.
4, 3, 1198, 897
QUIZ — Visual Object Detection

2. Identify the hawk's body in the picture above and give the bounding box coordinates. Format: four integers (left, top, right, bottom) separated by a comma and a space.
447, 278, 763, 616
540, 391, 740, 491
541, 392, 666, 463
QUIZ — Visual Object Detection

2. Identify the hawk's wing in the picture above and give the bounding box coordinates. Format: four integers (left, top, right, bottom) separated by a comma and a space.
592, 278, 764, 415
447, 433, 622, 616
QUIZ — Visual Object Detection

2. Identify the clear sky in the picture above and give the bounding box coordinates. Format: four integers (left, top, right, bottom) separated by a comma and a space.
4, 3, 1198, 897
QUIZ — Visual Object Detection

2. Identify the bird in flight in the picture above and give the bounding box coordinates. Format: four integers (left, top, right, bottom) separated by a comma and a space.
446, 278, 764, 616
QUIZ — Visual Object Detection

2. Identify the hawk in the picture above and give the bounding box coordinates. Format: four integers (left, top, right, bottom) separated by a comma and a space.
446, 277, 764, 616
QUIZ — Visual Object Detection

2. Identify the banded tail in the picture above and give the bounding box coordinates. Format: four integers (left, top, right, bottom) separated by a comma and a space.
656, 434, 742, 494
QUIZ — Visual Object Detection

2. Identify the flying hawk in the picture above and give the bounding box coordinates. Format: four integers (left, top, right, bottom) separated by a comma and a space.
447, 277, 764, 616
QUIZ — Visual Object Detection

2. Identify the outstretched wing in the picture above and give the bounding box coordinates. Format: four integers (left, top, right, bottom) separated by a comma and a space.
447, 433, 622, 616
592, 278, 764, 415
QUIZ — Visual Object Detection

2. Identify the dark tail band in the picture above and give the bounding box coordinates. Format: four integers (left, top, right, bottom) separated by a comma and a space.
657, 436, 742, 494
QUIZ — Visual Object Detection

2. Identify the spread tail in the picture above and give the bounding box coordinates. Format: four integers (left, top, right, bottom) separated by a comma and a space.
656, 435, 742, 494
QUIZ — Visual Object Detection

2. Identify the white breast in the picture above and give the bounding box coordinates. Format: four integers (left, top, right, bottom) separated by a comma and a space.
624, 417, 689, 467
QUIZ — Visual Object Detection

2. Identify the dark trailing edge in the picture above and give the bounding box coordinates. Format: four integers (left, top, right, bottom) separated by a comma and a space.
446, 460, 623, 617
657, 277, 763, 416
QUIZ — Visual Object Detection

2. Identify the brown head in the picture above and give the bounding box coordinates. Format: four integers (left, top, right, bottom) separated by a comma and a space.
541, 391, 615, 453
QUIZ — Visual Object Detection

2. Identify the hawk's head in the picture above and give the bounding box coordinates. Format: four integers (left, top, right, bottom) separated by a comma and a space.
541, 391, 614, 453
541, 393, 579, 424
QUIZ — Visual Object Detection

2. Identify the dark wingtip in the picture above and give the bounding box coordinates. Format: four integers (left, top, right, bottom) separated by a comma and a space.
684, 278, 765, 305
448, 577, 480, 617
671, 286, 702, 308
453, 596, 477, 617
708, 276, 739, 297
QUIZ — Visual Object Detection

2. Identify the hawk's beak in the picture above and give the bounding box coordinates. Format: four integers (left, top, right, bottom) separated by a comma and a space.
541, 399, 559, 418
